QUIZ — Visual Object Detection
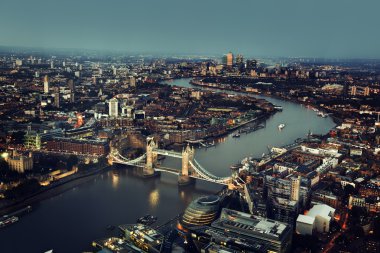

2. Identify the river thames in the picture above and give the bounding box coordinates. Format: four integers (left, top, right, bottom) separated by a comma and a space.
0, 79, 336, 253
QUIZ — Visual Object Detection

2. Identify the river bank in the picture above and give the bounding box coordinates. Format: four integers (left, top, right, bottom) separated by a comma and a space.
0, 78, 336, 253
0, 165, 112, 216
188, 78, 343, 126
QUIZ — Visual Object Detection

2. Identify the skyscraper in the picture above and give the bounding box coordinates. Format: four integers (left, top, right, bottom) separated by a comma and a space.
290, 176, 301, 202
350, 85, 357, 96
235, 54, 244, 65
226, 52, 233, 67
364, 86, 370, 96
43, 75, 49, 94
108, 98, 119, 118
129, 76, 136, 87
68, 79, 75, 91
68, 80, 75, 103
54, 87, 60, 108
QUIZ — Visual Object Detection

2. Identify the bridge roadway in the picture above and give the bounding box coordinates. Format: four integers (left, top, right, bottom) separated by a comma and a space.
153, 149, 182, 159
111, 150, 231, 185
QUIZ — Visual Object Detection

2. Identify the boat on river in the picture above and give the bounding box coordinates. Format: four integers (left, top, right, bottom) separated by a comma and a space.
0, 216, 18, 228
278, 124, 285, 130
232, 133, 241, 138
137, 214, 157, 225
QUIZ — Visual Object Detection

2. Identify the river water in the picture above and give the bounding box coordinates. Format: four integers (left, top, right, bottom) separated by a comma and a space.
0, 78, 336, 253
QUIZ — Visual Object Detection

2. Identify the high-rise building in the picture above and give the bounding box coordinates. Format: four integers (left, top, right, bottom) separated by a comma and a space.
43, 75, 49, 93
364, 86, 370, 96
265, 175, 305, 225
68, 79, 75, 103
54, 87, 60, 108
50, 60, 54, 69
129, 76, 136, 87
350, 85, 357, 96
226, 52, 233, 67
15, 59, 22, 66
290, 176, 301, 202
108, 98, 119, 118
67, 79, 75, 92
236, 54, 244, 65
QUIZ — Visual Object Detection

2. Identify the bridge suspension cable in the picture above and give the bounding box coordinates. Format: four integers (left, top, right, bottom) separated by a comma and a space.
189, 159, 231, 184
111, 151, 146, 167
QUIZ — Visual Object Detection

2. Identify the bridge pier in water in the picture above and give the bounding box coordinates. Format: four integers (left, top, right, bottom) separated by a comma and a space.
144, 137, 159, 177
179, 144, 195, 186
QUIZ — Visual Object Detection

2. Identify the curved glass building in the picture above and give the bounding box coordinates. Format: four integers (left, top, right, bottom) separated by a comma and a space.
181, 195, 220, 228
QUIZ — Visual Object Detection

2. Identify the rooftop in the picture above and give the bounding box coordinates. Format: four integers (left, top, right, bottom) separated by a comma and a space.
307, 204, 335, 221
212, 208, 291, 240
297, 214, 315, 225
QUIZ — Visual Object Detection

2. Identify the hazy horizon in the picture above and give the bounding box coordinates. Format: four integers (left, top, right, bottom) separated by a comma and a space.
1, 0, 380, 58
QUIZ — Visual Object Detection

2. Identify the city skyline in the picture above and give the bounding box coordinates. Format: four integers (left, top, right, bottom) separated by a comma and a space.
1, 0, 380, 58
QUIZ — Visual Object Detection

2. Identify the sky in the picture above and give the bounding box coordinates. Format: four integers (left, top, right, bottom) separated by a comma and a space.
0, 0, 379, 58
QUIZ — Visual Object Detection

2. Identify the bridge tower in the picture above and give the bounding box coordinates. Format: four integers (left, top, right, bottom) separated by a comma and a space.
144, 137, 158, 176
179, 144, 195, 185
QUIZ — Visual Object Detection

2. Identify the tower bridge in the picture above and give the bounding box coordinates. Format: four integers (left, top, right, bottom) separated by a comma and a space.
110, 137, 232, 185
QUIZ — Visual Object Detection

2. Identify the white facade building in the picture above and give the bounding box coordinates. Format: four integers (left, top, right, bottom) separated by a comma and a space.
296, 204, 335, 235
108, 98, 119, 118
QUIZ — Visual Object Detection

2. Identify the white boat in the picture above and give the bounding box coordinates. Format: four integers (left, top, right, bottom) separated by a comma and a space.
278, 124, 285, 130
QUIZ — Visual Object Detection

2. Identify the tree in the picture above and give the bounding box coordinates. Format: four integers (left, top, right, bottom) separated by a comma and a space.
372, 216, 380, 238
66, 155, 79, 170
4, 178, 41, 199
11, 131, 25, 144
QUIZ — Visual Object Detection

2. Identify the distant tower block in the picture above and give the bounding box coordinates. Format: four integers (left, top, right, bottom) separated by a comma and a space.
43, 75, 49, 93
290, 176, 301, 202
144, 137, 158, 176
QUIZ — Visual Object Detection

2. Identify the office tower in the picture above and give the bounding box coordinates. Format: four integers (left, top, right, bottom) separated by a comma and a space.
68, 79, 75, 92
74, 71, 81, 78
79, 64, 83, 71
50, 60, 54, 69
236, 54, 244, 65
226, 52, 233, 67
129, 76, 136, 87
68, 80, 75, 103
43, 75, 49, 93
235, 54, 245, 71
35, 71, 39, 78
54, 87, 60, 108
15, 59, 22, 66
364, 86, 370, 96
62, 61, 66, 67
265, 175, 305, 225
350, 86, 357, 96
108, 98, 119, 118
290, 176, 301, 202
